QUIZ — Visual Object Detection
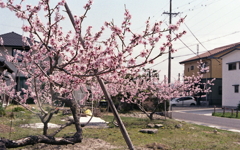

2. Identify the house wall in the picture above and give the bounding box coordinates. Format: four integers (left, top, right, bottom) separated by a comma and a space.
222, 50, 240, 107
183, 59, 214, 78
183, 60, 210, 78
210, 59, 222, 78
182, 58, 222, 106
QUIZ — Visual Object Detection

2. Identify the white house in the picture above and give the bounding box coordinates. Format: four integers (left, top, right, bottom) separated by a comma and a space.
221, 49, 240, 108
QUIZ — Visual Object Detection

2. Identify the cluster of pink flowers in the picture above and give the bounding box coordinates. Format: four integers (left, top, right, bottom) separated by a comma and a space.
0, 1, 5, 8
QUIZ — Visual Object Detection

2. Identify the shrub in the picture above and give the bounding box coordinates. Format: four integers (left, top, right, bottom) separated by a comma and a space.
13, 106, 25, 112
0, 102, 6, 116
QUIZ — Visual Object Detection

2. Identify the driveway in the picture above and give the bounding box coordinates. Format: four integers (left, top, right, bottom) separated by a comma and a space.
171, 106, 240, 133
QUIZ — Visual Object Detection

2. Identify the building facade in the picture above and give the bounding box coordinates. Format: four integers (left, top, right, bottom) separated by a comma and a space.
180, 42, 240, 106
221, 49, 240, 107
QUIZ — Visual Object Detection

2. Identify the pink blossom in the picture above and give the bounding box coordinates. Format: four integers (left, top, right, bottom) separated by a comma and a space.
160, 46, 165, 52
111, 26, 122, 34
0, 1, 5, 8
83, 0, 93, 9
22, 25, 31, 32
149, 59, 154, 64
168, 24, 179, 30
140, 50, 147, 57
58, 0, 66, 6
128, 58, 136, 65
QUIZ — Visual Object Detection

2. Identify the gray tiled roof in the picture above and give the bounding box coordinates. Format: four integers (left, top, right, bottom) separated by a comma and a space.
0, 32, 31, 47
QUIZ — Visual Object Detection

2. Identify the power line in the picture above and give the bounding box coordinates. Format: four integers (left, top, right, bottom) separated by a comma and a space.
172, 0, 196, 11
185, 0, 235, 33
149, 58, 168, 68
183, 21, 221, 64
176, 31, 240, 50
175, 0, 225, 14
177, 37, 200, 58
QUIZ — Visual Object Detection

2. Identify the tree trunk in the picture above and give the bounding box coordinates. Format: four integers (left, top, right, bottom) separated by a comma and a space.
56, 97, 83, 142
69, 99, 82, 142
0, 135, 79, 149
149, 112, 154, 120
43, 122, 48, 135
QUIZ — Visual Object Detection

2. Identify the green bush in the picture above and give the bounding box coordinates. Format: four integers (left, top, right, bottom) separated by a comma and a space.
13, 106, 25, 112
0, 103, 6, 116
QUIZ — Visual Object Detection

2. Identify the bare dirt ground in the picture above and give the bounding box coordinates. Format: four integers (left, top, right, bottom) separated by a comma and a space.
18, 138, 128, 150
0, 124, 15, 133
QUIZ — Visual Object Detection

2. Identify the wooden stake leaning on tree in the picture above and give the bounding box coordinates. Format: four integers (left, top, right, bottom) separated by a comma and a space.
64, 3, 135, 150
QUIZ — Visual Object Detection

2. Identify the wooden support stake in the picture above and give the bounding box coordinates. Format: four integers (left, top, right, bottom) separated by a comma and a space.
96, 76, 135, 150
64, 3, 135, 149
222, 107, 225, 116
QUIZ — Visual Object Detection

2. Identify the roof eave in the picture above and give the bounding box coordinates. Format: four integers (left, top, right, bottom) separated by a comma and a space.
179, 57, 209, 64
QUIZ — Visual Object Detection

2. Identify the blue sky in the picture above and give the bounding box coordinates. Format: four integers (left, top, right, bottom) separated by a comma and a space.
0, 0, 240, 81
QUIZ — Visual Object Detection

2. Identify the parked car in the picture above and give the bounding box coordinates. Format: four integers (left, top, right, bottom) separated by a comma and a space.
170, 96, 196, 106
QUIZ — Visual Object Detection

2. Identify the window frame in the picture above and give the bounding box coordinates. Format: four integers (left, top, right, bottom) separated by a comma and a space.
190, 65, 194, 70
228, 62, 237, 70
233, 84, 239, 93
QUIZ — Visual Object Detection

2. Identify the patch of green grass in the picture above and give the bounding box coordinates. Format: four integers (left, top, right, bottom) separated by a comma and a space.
212, 112, 240, 119
84, 115, 240, 149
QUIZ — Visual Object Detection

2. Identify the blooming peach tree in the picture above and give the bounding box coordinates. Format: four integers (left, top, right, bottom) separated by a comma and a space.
0, 0, 187, 148
91, 64, 214, 120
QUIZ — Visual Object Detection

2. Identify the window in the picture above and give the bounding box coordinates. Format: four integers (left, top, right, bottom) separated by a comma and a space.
190, 65, 194, 70
233, 84, 239, 93
228, 62, 236, 70
183, 97, 192, 100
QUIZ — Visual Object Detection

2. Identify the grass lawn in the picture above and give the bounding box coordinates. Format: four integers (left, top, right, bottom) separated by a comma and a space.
0, 105, 240, 149
212, 112, 240, 119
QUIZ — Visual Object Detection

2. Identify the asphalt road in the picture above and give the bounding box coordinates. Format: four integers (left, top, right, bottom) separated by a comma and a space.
171, 106, 240, 132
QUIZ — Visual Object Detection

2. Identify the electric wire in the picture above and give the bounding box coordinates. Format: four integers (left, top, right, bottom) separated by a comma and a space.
182, 21, 221, 63
176, 31, 240, 50
149, 58, 168, 68
188, 0, 236, 33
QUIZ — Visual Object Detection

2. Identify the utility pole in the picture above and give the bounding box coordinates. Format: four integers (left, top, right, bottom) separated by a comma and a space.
163, 0, 179, 84
163, 0, 179, 119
